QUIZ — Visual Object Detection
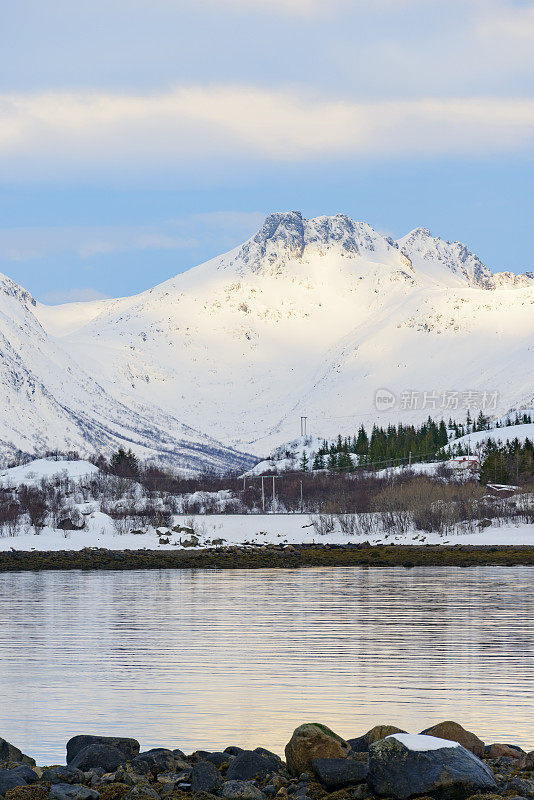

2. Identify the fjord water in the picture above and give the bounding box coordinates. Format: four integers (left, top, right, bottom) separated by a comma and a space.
1, 566, 533, 764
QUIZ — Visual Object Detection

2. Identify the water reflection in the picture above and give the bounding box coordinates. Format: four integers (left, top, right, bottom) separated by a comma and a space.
0, 566, 533, 763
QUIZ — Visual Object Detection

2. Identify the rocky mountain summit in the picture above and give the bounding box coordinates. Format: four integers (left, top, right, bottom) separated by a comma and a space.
1, 719, 532, 800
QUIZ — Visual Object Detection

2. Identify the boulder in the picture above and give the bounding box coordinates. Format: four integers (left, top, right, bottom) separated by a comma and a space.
419, 722, 485, 758
195, 753, 230, 768
67, 737, 139, 764
348, 726, 406, 753
285, 725, 350, 777
180, 536, 199, 548
0, 770, 28, 795
221, 781, 266, 800
190, 762, 222, 794
485, 743, 524, 760
131, 750, 175, 777
0, 738, 36, 767
524, 750, 534, 770
503, 776, 534, 796
68, 745, 127, 772
9, 766, 39, 784
224, 748, 244, 757
312, 758, 368, 789
252, 750, 282, 770
49, 785, 100, 800
225, 751, 277, 782
42, 767, 85, 785
367, 734, 497, 800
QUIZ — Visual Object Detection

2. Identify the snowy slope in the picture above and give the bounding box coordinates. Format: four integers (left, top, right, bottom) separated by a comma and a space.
450, 422, 534, 454
0, 273, 254, 473
30, 211, 533, 455
0, 458, 99, 487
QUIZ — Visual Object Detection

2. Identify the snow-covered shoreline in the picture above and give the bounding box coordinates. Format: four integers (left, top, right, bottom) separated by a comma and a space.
1, 513, 533, 553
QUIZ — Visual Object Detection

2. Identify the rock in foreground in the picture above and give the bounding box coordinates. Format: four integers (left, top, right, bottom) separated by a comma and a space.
285, 724, 350, 776
368, 733, 497, 799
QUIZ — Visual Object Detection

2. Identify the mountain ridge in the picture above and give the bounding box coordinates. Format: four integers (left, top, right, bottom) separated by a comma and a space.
0, 211, 532, 464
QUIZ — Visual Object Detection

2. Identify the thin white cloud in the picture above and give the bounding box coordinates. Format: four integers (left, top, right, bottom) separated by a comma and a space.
1, 86, 533, 179
0, 213, 265, 263
40, 288, 110, 304
0, 224, 197, 262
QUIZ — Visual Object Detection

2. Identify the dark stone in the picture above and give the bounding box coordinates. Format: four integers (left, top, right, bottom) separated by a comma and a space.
226, 751, 276, 782
9, 766, 39, 784
252, 750, 282, 770
220, 780, 266, 800
67, 737, 139, 764
224, 748, 245, 757
0, 770, 27, 795
190, 761, 222, 794
131, 750, 175, 777
42, 767, 85, 785
202, 753, 231, 768
172, 750, 186, 760
0, 738, 36, 767
68, 744, 127, 772
368, 735, 497, 800
505, 777, 534, 797
49, 787, 100, 800
312, 758, 368, 789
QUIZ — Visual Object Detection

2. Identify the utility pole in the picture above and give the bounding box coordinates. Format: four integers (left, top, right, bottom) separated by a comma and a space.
300, 416, 308, 437
261, 475, 265, 513
300, 480, 303, 513
272, 475, 276, 513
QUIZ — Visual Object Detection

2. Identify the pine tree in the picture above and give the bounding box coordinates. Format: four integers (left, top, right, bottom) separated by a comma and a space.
299, 451, 309, 472
110, 447, 139, 478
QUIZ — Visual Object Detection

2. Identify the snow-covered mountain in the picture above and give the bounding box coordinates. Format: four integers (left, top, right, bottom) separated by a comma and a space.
0, 273, 254, 472
3, 211, 534, 464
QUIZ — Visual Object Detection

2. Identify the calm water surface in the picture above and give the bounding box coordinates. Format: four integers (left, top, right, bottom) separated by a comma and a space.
1, 566, 533, 763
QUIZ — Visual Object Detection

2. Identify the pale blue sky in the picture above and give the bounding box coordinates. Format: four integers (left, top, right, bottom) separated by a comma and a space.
1, 0, 533, 301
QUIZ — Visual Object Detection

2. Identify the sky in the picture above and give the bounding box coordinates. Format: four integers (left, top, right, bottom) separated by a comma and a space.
1, 0, 534, 303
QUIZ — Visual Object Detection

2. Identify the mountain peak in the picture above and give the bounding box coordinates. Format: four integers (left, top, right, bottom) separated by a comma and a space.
229, 212, 408, 275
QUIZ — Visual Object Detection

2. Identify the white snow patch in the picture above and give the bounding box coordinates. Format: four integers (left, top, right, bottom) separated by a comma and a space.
388, 733, 461, 752
0, 458, 99, 487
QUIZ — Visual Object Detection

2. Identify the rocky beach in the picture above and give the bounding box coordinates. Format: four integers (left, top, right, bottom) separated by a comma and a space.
1, 722, 534, 800
2, 544, 534, 572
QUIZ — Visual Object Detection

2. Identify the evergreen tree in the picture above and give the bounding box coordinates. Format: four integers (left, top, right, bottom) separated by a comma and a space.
299, 451, 309, 472
110, 447, 139, 478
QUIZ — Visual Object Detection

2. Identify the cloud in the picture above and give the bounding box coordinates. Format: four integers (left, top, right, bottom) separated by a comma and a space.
1, 85, 534, 180
0, 224, 197, 262
0, 213, 265, 264
40, 288, 111, 304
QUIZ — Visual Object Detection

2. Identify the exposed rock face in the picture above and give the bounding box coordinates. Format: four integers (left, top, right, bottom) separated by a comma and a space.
0, 770, 28, 796
220, 780, 266, 800
285, 724, 350, 776
48, 784, 100, 800
367, 734, 497, 799
348, 725, 407, 753
226, 750, 277, 782
42, 767, 86, 785
68, 744, 127, 772
311, 758, 368, 789
190, 761, 222, 794
0, 737, 36, 767
66, 737, 140, 764
419, 721, 485, 757
485, 742, 524, 760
